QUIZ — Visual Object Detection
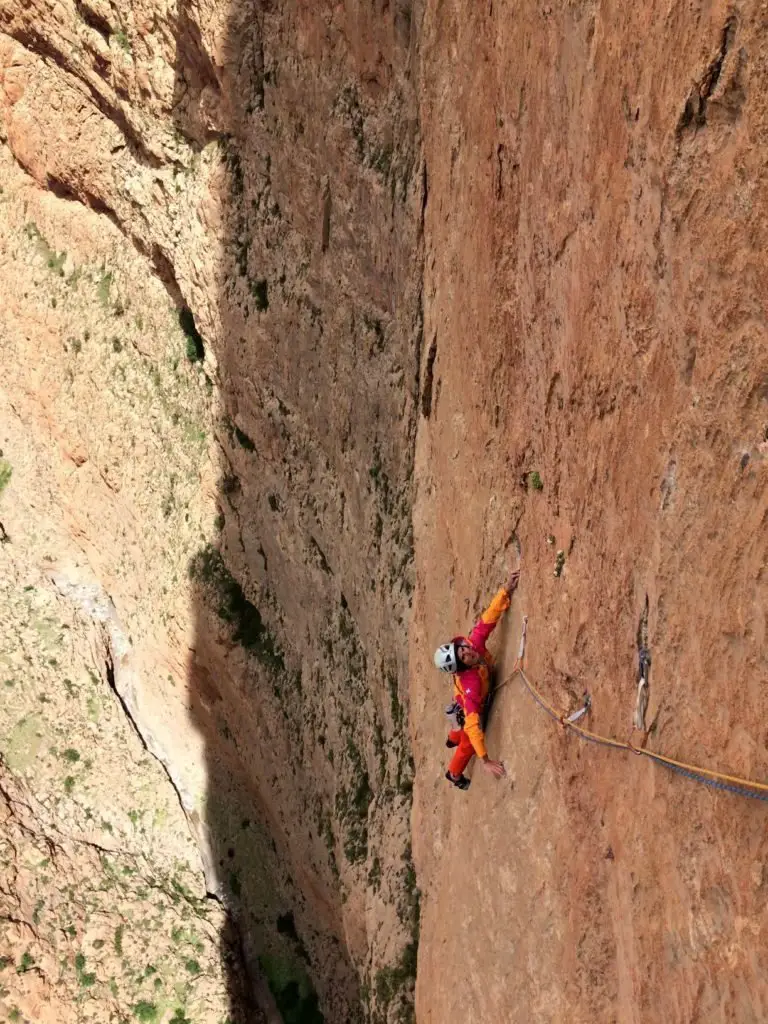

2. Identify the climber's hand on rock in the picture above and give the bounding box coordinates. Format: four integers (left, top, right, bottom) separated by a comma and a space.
505, 570, 520, 594
483, 758, 506, 779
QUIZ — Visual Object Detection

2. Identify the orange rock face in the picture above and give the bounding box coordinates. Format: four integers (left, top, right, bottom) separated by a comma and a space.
412, 3, 768, 1022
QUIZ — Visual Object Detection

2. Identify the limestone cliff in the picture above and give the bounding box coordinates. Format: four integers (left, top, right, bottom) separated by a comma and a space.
1, 2, 422, 1023
3, 1, 768, 1023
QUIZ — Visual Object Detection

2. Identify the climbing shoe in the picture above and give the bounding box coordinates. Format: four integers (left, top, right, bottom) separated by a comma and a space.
445, 771, 470, 790
445, 737, 458, 749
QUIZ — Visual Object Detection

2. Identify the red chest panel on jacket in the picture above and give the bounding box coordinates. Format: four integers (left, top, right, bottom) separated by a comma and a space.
455, 664, 490, 715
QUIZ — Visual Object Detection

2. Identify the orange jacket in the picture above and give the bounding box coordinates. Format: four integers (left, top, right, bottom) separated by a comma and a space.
452, 587, 510, 758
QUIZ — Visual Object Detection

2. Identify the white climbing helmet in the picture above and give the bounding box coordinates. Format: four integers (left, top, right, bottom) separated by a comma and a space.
433, 642, 458, 674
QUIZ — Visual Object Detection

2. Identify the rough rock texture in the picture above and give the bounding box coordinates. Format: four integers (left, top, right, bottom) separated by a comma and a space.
412, 2, 768, 1023
2, 0, 768, 1023
1, 2, 422, 1022
0, 155, 256, 1024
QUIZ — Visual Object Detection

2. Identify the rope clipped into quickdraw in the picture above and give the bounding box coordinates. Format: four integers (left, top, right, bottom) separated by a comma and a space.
508, 620, 768, 803
517, 614, 528, 662
565, 694, 591, 724
634, 597, 651, 731
488, 615, 528, 701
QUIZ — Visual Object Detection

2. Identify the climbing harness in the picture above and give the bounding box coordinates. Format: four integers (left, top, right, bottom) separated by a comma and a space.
500, 619, 768, 803
444, 700, 465, 731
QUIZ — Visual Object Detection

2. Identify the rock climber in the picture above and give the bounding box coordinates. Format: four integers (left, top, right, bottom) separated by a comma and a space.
433, 570, 520, 790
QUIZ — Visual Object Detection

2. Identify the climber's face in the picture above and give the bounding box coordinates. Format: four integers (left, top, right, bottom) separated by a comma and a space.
457, 642, 480, 668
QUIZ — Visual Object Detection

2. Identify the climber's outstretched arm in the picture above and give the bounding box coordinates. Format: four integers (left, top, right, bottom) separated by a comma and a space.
468, 571, 519, 648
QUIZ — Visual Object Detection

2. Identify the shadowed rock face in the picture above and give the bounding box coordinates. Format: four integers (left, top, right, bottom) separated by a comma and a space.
3, 1, 768, 1023
175, 5, 424, 1021
1, 1, 423, 1022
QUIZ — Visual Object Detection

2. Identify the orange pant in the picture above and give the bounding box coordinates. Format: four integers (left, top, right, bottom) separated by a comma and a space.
447, 729, 476, 776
